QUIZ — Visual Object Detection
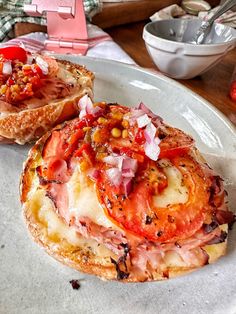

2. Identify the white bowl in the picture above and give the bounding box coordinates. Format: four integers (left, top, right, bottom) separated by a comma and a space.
143, 19, 236, 79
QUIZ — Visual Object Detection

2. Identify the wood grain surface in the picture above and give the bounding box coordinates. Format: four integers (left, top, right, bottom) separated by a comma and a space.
92, 0, 181, 28
106, 21, 236, 126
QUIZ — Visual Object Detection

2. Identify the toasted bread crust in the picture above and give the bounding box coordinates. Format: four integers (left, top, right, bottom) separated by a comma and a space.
20, 123, 228, 282
0, 60, 94, 144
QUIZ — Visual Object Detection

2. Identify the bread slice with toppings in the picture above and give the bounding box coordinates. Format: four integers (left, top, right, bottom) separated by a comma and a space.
0, 47, 94, 144
20, 100, 235, 282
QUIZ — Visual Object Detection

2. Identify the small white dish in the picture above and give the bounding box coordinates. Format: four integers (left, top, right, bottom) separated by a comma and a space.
143, 19, 236, 79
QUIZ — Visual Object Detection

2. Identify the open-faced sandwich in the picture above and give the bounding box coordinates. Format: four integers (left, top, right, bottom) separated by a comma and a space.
0, 46, 94, 144
20, 97, 235, 282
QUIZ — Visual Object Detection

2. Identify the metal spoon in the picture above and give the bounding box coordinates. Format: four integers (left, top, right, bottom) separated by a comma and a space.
191, 0, 236, 44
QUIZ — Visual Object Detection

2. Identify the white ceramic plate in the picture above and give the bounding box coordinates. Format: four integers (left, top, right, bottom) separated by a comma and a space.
1, 57, 236, 314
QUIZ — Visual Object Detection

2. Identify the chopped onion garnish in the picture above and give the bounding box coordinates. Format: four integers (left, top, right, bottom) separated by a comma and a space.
144, 137, 161, 161
122, 168, 135, 178
137, 114, 151, 128
137, 102, 163, 127
122, 157, 137, 173
86, 98, 95, 115
36, 56, 48, 75
130, 109, 145, 119
123, 177, 133, 196
138, 102, 153, 115
87, 168, 100, 181
143, 122, 161, 161
144, 122, 156, 143
106, 168, 122, 187
2, 61, 12, 75
92, 106, 103, 117
104, 154, 137, 194
103, 155, 124, 170
27, 54, 34, 65
78, 95, 103, 119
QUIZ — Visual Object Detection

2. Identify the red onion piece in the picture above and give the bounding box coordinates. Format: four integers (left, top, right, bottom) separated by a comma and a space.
85, 98, 94, 113
78, 94, 89, 110
87, 168, 100, 181
130, 108, 145, 119
137, 102, 163, 127
144, 137, 160, 161
122, 157, 137, 173
144, 122, 156, 144
78, 95, 103, 119
36, 56, 48, 75
122, 168, 135, 178
103, 155, 118, 166
78, 95, 92, 118
92, 106, 103, 117
123, 177, 133, 196
104, 155, 137, 193
103, 155, 124, 170
137, 114, 151, 128
2, 61, 12, 75
137, 102, 158, 119
106, 168, 122, 187
27, 54, 34, 65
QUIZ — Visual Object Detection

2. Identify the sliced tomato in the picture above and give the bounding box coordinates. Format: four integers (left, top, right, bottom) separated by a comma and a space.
0, 47, 27, 62
135, 128, 145, 144
74, 114, 96, 129
111, 124, 193, 160
97, 155, 212, 242
159, 126, 194, 159
64, 129, 84, 159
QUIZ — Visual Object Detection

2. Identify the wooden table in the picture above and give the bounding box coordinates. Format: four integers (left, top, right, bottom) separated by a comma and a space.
106, 21, 236, 127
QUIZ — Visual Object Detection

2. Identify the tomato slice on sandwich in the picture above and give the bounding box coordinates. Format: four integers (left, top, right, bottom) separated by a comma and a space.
97, 155, 213, 243
0, 46, 27, 62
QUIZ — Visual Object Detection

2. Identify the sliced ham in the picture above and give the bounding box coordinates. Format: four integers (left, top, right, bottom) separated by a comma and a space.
23, 78, 72, 109
72, 217, 128, 256
46, 183, 69, 221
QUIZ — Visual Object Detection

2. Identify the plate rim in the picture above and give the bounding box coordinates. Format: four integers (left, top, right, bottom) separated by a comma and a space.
55, 54, 236, 137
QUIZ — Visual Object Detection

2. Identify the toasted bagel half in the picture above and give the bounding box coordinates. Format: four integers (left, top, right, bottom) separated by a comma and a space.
20, 101, 235, 282
0, 56, 94, 144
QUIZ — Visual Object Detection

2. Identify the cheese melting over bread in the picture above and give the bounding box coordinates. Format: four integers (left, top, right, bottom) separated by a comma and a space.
26, 189, 115, 258
66, 163, 188, 230
57, 65, 77, 86
66, 166, 121, 230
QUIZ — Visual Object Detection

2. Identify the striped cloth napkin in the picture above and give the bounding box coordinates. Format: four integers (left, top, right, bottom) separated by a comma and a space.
0, 0, 101, 42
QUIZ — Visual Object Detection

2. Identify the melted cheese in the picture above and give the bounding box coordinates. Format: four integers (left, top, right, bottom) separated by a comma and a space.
57, 65, 77, 85
66, 166, 121, 230
67, 163, 189, 226
153, 165, 189, 207
28, 189, 114, 258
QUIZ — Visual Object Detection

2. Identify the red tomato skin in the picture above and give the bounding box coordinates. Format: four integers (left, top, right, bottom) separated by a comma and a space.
74, 114, 95, 129
0, 47, 27, 62
74, 143, 90, 157
97, 155, 213, 243
64, 130, 84, 159
135, 129, 145, 144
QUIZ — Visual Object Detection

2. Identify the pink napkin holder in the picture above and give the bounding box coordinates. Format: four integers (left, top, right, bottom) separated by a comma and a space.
24, 0, 88, 55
